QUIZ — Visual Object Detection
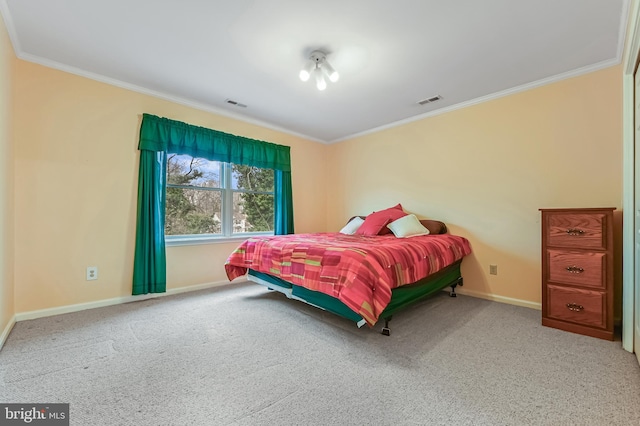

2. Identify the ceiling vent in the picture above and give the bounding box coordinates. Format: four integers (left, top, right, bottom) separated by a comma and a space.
225, 99, 247, 108
417, 95, 442, 105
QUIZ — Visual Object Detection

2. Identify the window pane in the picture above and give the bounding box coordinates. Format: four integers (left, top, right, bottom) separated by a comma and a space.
233, 192, 274, 233
165, 187, 222, 235
167, 154, 221, 188
231, 165, 274, 191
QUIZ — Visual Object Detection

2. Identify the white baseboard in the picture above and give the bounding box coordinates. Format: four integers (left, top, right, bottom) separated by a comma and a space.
14, 279, 239, 322
0, 315, 16, 351
452, 287, 542, 310
445, 288, 624, 323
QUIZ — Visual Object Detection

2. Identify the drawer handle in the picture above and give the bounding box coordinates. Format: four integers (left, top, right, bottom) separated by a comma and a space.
565, 228, 585, 236
565, 265, 585, 274
566, 303, 584, 312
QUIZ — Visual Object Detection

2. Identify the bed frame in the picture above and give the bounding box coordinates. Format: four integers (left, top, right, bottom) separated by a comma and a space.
246, 216, 464, 335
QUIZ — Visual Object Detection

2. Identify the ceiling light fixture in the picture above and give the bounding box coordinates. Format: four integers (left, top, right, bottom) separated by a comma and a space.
299, 50, 339, 91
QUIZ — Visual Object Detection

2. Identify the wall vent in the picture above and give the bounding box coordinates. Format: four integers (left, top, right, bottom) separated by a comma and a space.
417, 95, 442, 105
225, 99, 247, 108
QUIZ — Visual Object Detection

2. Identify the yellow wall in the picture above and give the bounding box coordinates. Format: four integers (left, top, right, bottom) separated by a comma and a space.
12, 60, 326, 313
0, 16, 15, 334
327, 65, 623, 308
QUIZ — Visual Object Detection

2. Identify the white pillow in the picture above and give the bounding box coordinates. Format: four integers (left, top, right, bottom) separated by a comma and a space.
387, 214, 430, 238
339, 217, 365, 234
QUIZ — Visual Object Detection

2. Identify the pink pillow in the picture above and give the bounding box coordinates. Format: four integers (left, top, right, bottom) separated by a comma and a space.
355, 204, 408, 236
355, 214, 391, 236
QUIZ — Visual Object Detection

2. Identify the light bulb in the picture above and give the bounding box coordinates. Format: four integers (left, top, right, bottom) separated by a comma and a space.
322, 61, 339, 82
315, 70, 327, 91
299, 60, 314, 82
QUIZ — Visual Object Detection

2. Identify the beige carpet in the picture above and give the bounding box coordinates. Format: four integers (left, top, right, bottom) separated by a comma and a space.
1, 282, 639, 425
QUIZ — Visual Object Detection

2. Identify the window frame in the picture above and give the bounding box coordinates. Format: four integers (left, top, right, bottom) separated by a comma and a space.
165, 157, 275, 246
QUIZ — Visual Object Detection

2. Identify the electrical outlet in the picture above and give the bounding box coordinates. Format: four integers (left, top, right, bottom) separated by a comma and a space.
489, 264, 498, 275
86, 266, 98, 281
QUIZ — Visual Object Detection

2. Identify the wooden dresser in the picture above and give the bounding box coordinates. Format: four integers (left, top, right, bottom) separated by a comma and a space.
539, 208, 615, 340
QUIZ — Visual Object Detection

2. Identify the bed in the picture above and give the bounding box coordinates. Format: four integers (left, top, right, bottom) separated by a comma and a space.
225, 212, 472, 335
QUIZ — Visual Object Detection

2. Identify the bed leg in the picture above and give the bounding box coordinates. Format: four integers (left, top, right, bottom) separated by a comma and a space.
449, 277, 463, 297
381, 316, 392, 336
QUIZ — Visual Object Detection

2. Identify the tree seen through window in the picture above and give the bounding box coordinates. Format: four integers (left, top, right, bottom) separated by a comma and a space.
165, 154, 274, 236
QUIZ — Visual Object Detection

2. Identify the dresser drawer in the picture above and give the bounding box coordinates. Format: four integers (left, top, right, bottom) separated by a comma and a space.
546, 250, 605, 288
546, 285, 606, 328
546, 213, 606, 249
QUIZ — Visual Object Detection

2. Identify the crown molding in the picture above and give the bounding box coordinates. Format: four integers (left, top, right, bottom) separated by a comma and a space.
329, 58, 622, 144
2, 0, 630, 146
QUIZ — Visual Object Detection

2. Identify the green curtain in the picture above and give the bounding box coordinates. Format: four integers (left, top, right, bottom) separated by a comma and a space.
132, 150, 167, 295
133, 114, 294, 295
274, 170, 294, 235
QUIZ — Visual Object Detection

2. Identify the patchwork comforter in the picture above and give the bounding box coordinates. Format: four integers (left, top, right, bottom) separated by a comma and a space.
225, 233, 472, 326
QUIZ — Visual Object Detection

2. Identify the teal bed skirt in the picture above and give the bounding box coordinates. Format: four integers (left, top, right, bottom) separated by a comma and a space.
247, 259, 463, 326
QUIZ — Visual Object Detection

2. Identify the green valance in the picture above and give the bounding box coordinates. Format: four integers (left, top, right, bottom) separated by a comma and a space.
139, 113, 291, 172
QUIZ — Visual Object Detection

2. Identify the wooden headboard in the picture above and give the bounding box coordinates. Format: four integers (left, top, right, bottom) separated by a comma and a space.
349, 216, 448, 235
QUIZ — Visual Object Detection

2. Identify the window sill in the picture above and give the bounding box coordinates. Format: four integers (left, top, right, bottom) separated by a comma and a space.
165, 234, 273, 247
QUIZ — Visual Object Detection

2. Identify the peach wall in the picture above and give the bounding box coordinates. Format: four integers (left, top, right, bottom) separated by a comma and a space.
326, 65, 623, 309
9, 49, 623, 316
0, 16, 15, 332
12, 60, 326, 313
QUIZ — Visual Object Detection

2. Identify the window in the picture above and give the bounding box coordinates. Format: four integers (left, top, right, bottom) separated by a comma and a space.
165, 153, 274, 242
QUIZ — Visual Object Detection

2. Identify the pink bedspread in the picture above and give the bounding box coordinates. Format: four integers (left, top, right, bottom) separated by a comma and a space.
225, 233, 472, 326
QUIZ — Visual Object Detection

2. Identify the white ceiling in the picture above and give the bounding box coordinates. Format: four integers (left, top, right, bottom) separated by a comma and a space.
0, 0, 630, 143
